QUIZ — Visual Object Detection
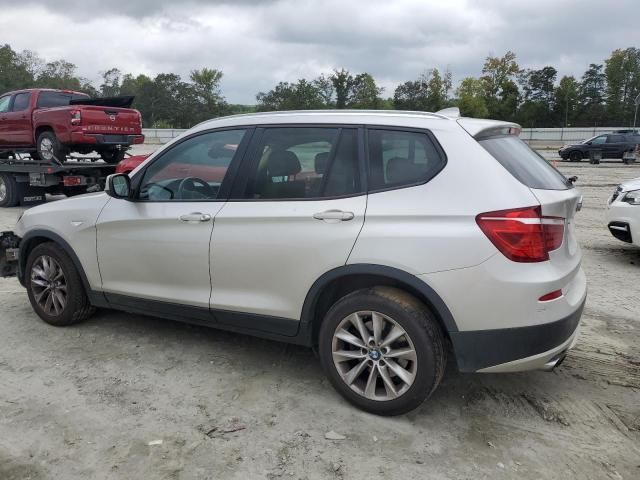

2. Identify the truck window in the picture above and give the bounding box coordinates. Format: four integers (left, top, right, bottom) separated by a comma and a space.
12, 93, 31, 112
0, 95, 10, 113
36, 91, 89, 108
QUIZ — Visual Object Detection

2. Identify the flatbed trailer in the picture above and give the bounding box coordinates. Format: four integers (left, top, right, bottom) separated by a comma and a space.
0, 156, 115, 208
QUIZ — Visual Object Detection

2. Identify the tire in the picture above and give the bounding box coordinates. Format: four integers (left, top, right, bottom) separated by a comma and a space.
25, 242, 95, 326
0, 173, 19, 208
37, 130, 67, 164
100, 149, 126, 164
569, 151, 582, 162
318, 286, 446, 416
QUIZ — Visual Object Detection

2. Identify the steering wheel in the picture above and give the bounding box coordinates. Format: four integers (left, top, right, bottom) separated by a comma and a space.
176, 177, 215, 199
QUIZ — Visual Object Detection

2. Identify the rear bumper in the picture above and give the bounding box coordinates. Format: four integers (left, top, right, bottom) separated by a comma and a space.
449, 298, 584, 372
70, 132, 145, 146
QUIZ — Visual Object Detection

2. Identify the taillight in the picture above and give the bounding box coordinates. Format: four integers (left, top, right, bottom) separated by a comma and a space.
476, 206, 564, 262
70, 109, 82, 125
539, 290, 563, 302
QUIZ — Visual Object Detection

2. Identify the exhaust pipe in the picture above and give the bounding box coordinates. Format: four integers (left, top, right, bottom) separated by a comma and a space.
543, 351, 567, 372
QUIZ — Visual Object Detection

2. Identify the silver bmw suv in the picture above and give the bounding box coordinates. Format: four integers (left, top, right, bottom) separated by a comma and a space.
0, 109, 586, 415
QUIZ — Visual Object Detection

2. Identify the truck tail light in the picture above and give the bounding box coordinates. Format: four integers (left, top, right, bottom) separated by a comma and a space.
476, 206, 564, 262
70, 109, 82, 125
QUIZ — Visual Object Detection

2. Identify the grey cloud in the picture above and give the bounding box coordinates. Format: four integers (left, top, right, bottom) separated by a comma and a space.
0, 0, 637, 103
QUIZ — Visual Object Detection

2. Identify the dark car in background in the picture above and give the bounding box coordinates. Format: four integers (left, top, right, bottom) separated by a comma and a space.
559, 132, 640, 162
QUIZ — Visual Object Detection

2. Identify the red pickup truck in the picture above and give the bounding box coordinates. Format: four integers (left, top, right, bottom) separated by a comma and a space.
0, 88, 144, 164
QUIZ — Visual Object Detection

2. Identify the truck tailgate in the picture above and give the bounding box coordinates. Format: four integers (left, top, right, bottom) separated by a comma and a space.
77, 106, 141, 135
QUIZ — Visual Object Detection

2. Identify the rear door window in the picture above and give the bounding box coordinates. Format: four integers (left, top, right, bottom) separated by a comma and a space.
479, 135, 570, 190
11, 92, 31, 112
607, 135, 625, 143
367, 129, 446, 191
36, 91, 89, 108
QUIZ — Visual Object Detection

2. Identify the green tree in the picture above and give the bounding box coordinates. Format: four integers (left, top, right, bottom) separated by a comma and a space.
100, 68, 122, 97
481, 51, 520, 120
393, 68, 452, 112
554, 75, 580, 127
517, 66, 557, 126
605, 48, 640, 125
455, 77, 488, 118
0, 44, 34, 92
329, 69, 383, 109
577, 63, 607, 126
256, 79, 325, 111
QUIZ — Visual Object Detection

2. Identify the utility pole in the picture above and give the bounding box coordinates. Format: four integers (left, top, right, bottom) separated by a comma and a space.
634, 93, 640, 130
565, 95, 569, 128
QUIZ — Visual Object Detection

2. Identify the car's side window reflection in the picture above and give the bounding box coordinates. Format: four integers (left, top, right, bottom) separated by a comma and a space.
138, 129, 247, 201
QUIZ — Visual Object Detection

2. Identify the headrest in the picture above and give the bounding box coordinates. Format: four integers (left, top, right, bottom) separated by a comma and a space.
386, 157, 424, 184
314, 152, 330, 174
267, 150, 301, 177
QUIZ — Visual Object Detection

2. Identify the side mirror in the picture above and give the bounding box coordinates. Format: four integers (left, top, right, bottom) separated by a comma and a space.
105, 173, 131, 199
586, 141, 592, 145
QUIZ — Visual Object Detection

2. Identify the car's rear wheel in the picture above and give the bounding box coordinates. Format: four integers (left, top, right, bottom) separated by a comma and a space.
319, 287, 446, 416
0, 173, 19, 208
569, 151, 582, 162
37, 131, 67, 164
26, 243, 95, 326
100, 148, 126, 164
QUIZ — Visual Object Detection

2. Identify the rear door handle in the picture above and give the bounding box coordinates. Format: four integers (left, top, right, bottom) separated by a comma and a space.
313, 209, 355, 221
179, 212, 212, 222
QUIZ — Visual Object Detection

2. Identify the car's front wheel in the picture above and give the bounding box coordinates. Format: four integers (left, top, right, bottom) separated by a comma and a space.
319, 287, 446, 416
569, 151, 582, 162
26, 242, 95, 326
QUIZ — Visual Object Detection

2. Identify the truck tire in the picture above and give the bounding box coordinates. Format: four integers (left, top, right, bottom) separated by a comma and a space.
0, 173, 19, 208
37, 130, 67, 165
100, 148, 126, 164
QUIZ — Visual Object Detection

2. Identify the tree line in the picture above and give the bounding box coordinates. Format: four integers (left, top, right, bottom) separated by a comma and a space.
1, 43, 639, 129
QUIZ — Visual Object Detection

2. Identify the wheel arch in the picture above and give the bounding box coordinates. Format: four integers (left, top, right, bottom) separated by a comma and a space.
19, 229, 106, 306
34, 125, 55, 145
300, 264, 458, 347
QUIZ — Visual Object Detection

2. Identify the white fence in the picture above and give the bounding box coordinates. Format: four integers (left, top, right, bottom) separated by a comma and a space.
142, 126, 633, 147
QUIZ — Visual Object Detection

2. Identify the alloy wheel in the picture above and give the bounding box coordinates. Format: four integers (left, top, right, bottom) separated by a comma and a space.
331, 310, 418, 401
40, 138, 54, 160
30, 255, 67, 316
0, 176, 6, 202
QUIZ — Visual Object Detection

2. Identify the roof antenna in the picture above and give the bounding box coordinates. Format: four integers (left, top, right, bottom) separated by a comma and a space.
435, 107, 460, 118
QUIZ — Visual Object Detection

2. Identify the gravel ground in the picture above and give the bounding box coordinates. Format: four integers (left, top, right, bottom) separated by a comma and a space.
1, 150, 639, 479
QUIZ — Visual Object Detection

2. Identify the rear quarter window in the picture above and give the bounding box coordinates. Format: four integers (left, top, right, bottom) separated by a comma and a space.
37, 91, 89, 108
479, 135, 570, 191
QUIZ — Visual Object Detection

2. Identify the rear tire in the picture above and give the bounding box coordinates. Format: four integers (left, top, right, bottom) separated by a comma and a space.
100, 148, 126, 164
25, 242, 95, 326
0, 173, 19, 208
569, 151, 582, 162
37, 131, 67, 165
319, 286, 446, 416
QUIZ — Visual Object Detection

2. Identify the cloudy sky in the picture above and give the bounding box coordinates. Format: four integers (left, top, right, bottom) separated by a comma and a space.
0, 0, 637, 103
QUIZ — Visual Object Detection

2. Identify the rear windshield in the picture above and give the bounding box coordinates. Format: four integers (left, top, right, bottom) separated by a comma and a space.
479, 135, 570, 190
37, 91, 89, 108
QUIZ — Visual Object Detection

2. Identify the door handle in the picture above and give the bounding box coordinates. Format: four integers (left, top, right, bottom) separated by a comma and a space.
179, 212, 212, 222
313, 209, 355, 221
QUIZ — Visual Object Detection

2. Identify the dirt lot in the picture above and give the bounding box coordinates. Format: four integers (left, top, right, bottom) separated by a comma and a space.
1, 152, 639, 480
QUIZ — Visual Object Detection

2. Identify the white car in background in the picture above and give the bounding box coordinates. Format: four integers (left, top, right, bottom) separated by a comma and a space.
607, 176, 640, 246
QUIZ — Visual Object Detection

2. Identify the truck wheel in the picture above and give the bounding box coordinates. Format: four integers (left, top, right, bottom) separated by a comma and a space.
0, 173, 19, 208
37, 131, 66, 164
100, 149, 126, 164
25, 242, 96, 326
319, 287, 447, 416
